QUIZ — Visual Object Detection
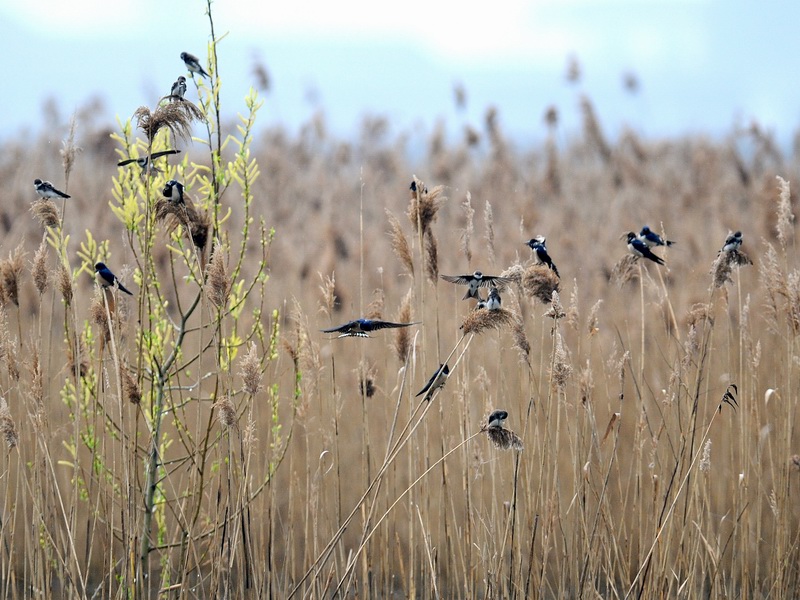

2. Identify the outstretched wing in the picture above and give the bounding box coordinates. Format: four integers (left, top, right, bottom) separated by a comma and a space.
440, 274, 473, 285
321, 320, 357, 334
480, 275, 513, 289
151, 150, 182, 160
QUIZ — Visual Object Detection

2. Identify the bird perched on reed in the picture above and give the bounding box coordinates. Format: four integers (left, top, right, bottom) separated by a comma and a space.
34, 179, 70, 200
626, 232, 665, 265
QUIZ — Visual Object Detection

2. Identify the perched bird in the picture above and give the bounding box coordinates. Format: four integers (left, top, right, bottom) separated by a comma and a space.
720, 231, 743, 253
33, 178, 70, 200
321, 319, 418, 338
487, 410, 509, 429
180, 51, 209, 79
486, 286, 502, 310
95, 262, 133, 295
118, 149, 182, 174
440, 271, 512, 301
169, 76, 187, 100
639, 226, 674, 248
626, 232, 665, 265
416, 364, 450, 401
162, 179, 185, 204
525, 235, 560, 277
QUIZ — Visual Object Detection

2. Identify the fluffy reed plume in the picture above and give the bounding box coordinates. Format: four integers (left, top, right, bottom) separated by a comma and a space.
133, 101, 203, 145
318, 272, 337, 318
611, 254, 639, 287
580, 95, 612, 163
566, 283, 580, 330
366, 287, 385, 320
289, 298, 321, 414
544, 290, 566, 319
30, 199, 60, 229
213, 395, 237, 430
587, 300, 602, 337
155, 193, 210, 256
407, 177, 446, 235
505, 293, 530, 364
32, 240, 49, 296
549, 331, 573, 391
460, 191, 475, 263
787, 272, 800, 336
424, 229, 438, 283
357, 360, 377, 398
484, 200, 495, 265
461, 307, 514, 335
699, 439, 712, 472
775, 176, 794, 248
791, 455, 800, 472
386, 210, 413, 276
499, 263, 524, 287
482, 424, 524, 451
710, 247, 753, 289
67, 337, 90, 379
206, 242, 231, 309
90, 290, 111, 343
60, 114, 82, 183
29, 348, 43, 411
521, 264, 560, 305
0, 397, 17, 451
57, 260, 73, 306
394, 287, 414, 363
0, 307, 18, 381
122, 366, 141, 404
0, 243, 26, 307
239, 342, 263, 396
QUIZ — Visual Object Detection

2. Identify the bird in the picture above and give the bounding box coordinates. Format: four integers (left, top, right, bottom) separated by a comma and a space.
416, 364, 450, 401
33, 178, 70, 200
720, 231, 743, 253
162, 179, 185, 204
321, 319, 419, 338
440, 271, 512, 300
638, 226, 674, 248
487, 410, 509, 429
169, 76, 187, 100
626, 232, 665, 265
525, 235, 560, 277
180, 51, 209, 79
118, 149, 181, 174
95, 262, 133, 295
486, 286, 502, 310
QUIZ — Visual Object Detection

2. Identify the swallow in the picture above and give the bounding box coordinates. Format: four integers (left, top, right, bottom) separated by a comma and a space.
720, 231, 743, 253
321, 319, 419, 338
639, 226, 674, 248
117, 149, 181, 174
95, 262, 133, 295
162, 179, 185, 204
33, 179, 70, 200
180, 51, 209, 79
486, 286, 502, 310
626, 232, 665, 265
409, 180, 427, 194
525, 235, 560, 277
170, 76, 187, 100
487, 410, 508, 429
416, 364, 450, 401
440, 271, 512, 300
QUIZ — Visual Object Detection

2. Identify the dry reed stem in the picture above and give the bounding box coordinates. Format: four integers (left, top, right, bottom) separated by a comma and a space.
394, 288, 414, 363
32, 240, 49, 296
407, 178, 446, 235
386, 210, 414, 276
0, 396, 17, 450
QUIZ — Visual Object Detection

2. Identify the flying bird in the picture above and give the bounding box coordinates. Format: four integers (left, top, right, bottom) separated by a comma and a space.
180, 51, 209, 79
321, 319, 419, 338
626, 232, 665, 265
162, 179, 185, 204
33, 178, 70, 200
118, 149, 182, 174
487, 410, 509, 429
95, 262, 133, 295
486, 287, 502, 310
416, 364, 450, 401
720, 231, 743, 253
639, 226, 674, 248
169, 76, 187, 100
525, 235, 560, 277
440, 271, 512, 300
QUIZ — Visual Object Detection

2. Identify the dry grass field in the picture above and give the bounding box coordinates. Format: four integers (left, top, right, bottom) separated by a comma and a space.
1, 10, 800, 599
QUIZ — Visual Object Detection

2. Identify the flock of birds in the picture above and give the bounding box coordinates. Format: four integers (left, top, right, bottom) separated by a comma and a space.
29, 51, 747, 436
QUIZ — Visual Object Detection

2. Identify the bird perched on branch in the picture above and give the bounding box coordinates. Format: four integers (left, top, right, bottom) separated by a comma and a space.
95, 262, 133, 295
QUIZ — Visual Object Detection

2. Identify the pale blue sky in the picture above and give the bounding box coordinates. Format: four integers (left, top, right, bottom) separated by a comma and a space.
1, 0, 797, 144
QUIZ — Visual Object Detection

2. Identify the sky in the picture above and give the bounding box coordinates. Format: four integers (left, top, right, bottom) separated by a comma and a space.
1, 0, 798, 145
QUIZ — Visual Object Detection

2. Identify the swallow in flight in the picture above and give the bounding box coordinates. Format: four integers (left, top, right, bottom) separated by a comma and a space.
440, 271, 512, 300
626, 232, 665, 265
95, 262, 133, 295
416, 364, 450, 401
117, 149, 181, 174
34, 179, 70, 200
321, 319, 418, 338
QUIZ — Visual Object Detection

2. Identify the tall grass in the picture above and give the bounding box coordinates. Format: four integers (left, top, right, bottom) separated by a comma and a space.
1, 11, 799, 598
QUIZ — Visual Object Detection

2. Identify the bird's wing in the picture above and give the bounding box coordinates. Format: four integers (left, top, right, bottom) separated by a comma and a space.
151, 150, 182, 159
117, 159, 137, 166
440, 274, 472, 285
321, 321, 355, 333
370, 320, 415, 330
480, 276, 513, 288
